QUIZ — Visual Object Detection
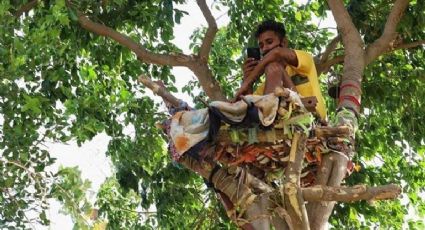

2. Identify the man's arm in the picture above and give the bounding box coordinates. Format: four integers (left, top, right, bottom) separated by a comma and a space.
264, 47, 298, 68
263, 62, 297, 94
241, 58, 260, 95
234, 48, 298, 99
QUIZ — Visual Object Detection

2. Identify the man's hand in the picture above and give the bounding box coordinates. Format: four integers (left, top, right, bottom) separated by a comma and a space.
233, 57, 267, 101
233, 48, 297, 101
233, 81, 251, 102
233, 58, 261, 101
262, 47, 298, 67
243, 58, 259, 81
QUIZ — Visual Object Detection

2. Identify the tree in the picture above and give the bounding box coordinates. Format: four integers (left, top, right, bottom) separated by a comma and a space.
1, 0, 424, 229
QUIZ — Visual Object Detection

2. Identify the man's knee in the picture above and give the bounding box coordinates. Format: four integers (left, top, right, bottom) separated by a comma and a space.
265, 62, 284, 76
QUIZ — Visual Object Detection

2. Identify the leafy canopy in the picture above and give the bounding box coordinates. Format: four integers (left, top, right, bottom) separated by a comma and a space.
0, 0, 424, 228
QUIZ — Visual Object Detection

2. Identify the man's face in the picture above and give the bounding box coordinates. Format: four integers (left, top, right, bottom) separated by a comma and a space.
258, 31, 286, 55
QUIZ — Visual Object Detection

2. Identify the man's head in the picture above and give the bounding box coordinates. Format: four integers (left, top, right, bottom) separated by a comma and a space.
255, 20, 288, 55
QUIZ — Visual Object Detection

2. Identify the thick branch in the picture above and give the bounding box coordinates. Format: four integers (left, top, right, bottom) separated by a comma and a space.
137, 75, 180, 107
189, 63, 227, 101
14, 0, 38, 17
327, 0, 365, 113
315, 35, 342, 74
365, 0, 410, 64
196, 0, 218, 61
316, 55, 344, 75
192, 0, 226, 101
302, 184, 401, 202
327, 0, 363, 47
319, 35, 341, 64
75, 12, 193, 67
72, 5, 225, 101
367, 40, 425, 62
392, 40, 425, 50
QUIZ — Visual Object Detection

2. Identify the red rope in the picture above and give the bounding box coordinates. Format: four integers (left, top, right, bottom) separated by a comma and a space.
340, 83, 361, 92
339, 95, 361, 107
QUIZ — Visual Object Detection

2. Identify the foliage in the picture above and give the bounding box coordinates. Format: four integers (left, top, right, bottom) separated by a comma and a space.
96, 178, 145, 229
51, 166, 93, 229
0, 0, 424, 228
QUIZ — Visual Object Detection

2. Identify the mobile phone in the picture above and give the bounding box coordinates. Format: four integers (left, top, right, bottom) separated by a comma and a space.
247, 47, 261, 60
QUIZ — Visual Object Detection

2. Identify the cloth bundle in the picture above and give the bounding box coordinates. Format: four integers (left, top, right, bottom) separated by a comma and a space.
169, 94, 280, 160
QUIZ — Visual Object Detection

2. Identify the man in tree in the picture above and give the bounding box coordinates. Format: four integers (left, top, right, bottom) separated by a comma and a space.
237, 20, 327, 121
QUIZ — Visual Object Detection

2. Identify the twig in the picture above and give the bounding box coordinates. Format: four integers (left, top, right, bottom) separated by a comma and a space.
14, 0, 39, 17
54, 184, 92, 226
5, 189, 37, 229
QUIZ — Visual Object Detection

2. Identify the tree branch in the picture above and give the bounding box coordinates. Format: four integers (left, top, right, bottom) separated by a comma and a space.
137, 75, 180, 108
315, 35, 342, 75
369, 39, 425, 61
14, 0, 38, 17
327, 0, 365, 113
75, 12, 194, 67
327, 0, 363, 45
302, 184, 401, 202
73, 6, 226, 101
316, 55, 344, 75
365, 0, 410, 65
319, 35, 341, 64
188, 62, 227, 101
196, 0, 218, 61
393, 39, 425, 50
326, 0, 364, 68
5, 189, 37, 229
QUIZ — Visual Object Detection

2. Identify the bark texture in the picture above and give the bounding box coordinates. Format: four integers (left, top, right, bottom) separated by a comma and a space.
302, 184, 402, 202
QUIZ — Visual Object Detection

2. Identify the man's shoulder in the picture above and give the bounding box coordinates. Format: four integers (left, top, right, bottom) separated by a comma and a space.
290, 50, 315, 71
293, 50, 314, 59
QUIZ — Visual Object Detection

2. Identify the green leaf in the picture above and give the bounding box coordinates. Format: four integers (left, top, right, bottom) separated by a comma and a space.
295, 11, 302, 21
22, 95, 42, 115
68, 8, 78, 22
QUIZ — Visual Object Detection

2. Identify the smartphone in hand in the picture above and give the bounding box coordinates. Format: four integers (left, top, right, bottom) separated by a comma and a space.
247, 47, 261, 60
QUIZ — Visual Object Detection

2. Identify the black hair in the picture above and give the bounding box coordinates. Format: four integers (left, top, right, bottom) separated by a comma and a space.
255, 20, 286, 39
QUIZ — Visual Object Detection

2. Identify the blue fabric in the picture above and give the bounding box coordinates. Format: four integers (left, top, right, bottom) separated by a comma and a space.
168, 100, 192, 115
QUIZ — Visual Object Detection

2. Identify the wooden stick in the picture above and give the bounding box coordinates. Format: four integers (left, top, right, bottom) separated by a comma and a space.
314, 126, 350, 138
283, 132, 310, 230
302, 184, 401, 202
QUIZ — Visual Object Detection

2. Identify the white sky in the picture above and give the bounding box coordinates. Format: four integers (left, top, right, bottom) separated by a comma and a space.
45, 133, 111, 229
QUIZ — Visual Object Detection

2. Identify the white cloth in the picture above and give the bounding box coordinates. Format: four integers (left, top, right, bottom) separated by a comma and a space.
169, 94, 280, 156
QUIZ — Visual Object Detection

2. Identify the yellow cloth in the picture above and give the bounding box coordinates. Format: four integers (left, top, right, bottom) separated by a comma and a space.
253, 50, 327, 120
